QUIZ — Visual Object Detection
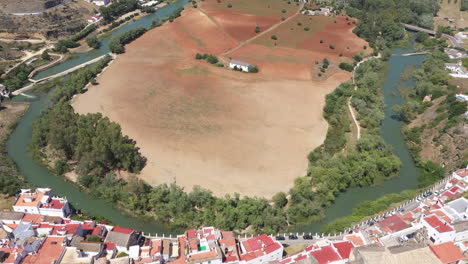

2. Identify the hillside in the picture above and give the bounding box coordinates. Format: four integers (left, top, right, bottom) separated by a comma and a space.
0, 0, 94, 39
408, 96, 467, 172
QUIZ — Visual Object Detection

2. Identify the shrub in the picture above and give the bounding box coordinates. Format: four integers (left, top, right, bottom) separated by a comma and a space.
86, 35, 100, 49
304, 26, 310, 31
339, 62, 354, 72
282, 9, 286, 13
271, 35, 278, 40
255, 26, 260, 33
248, 66, 259, 73
329, 44, 335, 49
227, 3, 232, 8
320, 40, 324, 43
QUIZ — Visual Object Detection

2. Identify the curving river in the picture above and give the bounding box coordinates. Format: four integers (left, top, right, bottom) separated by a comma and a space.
8, 2, 424, 233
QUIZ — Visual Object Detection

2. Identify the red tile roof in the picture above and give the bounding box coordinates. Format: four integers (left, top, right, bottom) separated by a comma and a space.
22, 236, 65, 264
377, 215, 407, 232
242, 237, 262, 252
105, 242, 115, 250
441, 191, 458, 200
449, 186, 460, 193
423, 215, 454, 233
186, 229, 196, 239
265, 243, 281, 254
332, 241, 354, 259
344, 234, 365, 246
309, 245, 342, 264
429, 242, 465, 264
455, 168, 468, 178
39, 199, 65, 209
112, 226, 134, 234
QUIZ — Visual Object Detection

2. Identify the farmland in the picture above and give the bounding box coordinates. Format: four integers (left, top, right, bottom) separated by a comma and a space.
72, 1, 368, 197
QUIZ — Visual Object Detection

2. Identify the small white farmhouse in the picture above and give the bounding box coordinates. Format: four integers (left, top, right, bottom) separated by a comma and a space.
229, 60, 254, 72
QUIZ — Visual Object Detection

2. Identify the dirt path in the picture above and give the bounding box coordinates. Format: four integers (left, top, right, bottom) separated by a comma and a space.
221, 2, 304, 56
348, 53, 381, 140
5, 44, 54, 74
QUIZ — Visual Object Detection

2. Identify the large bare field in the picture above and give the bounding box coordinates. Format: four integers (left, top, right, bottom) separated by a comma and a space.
72, 6, 364, 197
435, 0, 468, 29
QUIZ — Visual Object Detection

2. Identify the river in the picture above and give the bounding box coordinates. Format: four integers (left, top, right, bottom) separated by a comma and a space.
8, 4, 424, 234
8, 0, 190, 235
292, 42, 425, 233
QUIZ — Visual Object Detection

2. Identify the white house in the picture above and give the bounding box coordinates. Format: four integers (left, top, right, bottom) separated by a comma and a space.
421, 215, 455, 244
229, 60, 254, 72
93, 0, 111, 6
445, 48, 468, 59
0, 84, 10, 99
238, 234, 283, 264
445, 61, 468, 78
12, 188, 71, 218
455, 31, 468, 43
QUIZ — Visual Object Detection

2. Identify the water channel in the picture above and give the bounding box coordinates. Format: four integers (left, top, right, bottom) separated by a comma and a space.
8, 2, 425, 234
293, 42, 425, 233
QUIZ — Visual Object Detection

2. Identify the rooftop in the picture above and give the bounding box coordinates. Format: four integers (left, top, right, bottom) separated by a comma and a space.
423, 215, 454, 233
429, 242, 465, 264
309, 245, 341, 264
378, 215, 408, 232
22, 236, 65, 264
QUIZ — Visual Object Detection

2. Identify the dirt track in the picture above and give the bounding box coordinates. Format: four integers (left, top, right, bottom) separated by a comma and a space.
72, 7, 363, 197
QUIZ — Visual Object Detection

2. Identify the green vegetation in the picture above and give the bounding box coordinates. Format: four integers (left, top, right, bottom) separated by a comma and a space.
339, 62, 353, 72
195, 53, 219, 64
255, 26, 260, 33
100, 0, 139, 23
1, 64, 34, 91
41, 50, 51, 61
322, 190, 417, 233
53, 39, 80, 53
86, 36, 101, 49
109, 27, 148, 54
347, 0, 440, 47
271, 35, 278, 40
103, 13, 139, 33
71, 24, 98, 43
462, 0, 468, 11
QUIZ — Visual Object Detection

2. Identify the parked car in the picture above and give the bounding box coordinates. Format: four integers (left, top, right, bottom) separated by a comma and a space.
289, 235, 298, 240
303, 235, 313, 240
275, 236, 285, 241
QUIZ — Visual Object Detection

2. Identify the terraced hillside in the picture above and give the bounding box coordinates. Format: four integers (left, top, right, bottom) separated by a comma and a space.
0, 0, 94, 39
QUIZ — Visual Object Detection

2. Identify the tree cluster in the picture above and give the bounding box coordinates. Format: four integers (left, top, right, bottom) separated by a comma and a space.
100, 0, 139, 23
347, 0, 439, 47
109, 27, 147, 54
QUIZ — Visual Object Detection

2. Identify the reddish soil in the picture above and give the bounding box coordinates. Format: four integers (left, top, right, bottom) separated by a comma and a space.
298, 16, 367, 57
72, 7, 365, 197
202, 10, 280, 41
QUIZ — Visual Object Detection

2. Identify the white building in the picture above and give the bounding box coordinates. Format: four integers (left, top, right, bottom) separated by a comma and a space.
455, 31, 468, 43
445, 61, 468, 78
421, 215, 455, 244
229, 60, 254, 72
0, 84, 10, 99
445, 48, 468, 59
238, 234, 283, 264
12, 188, 71, 218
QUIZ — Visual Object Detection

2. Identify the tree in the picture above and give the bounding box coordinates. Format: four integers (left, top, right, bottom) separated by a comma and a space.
86, 35, 100, 49
255, 26, 260, 33
248, 66, 259, 73
339, 62, 353, 72
272, 192, 288, 208
41, 50, 51, 61
271, 35, 278, 40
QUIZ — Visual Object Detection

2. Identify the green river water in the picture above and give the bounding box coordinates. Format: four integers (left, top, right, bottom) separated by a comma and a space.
7, 3, 424, 234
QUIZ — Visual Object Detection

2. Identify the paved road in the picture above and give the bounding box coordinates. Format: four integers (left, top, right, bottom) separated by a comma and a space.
403, 23, 462, 48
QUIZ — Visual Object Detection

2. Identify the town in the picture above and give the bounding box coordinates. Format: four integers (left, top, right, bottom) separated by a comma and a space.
0, 167, 465, 264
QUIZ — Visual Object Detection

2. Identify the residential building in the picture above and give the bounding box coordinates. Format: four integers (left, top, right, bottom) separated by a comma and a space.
229, 60, 254, 72
350, 244, 443, 264
239, 234, 283, 264
12, 188, 71, 218
0, 84, 10, 99
445, 48, 468, 59
429, 241, 465, 264
22, 236, 66, 264
0, 212, 24, 225
421, 215, 455, 244
104, 226, 140, 252
455, 94, 468, 102
455, 31, 468, 43
445, 61, 468, 78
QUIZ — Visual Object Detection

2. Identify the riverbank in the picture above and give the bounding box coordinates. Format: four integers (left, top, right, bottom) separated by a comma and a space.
0, 102, 29, 196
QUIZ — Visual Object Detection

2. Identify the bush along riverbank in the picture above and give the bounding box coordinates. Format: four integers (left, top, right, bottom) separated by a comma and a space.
319, 36, 467, 234
398, 49, 466, 182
